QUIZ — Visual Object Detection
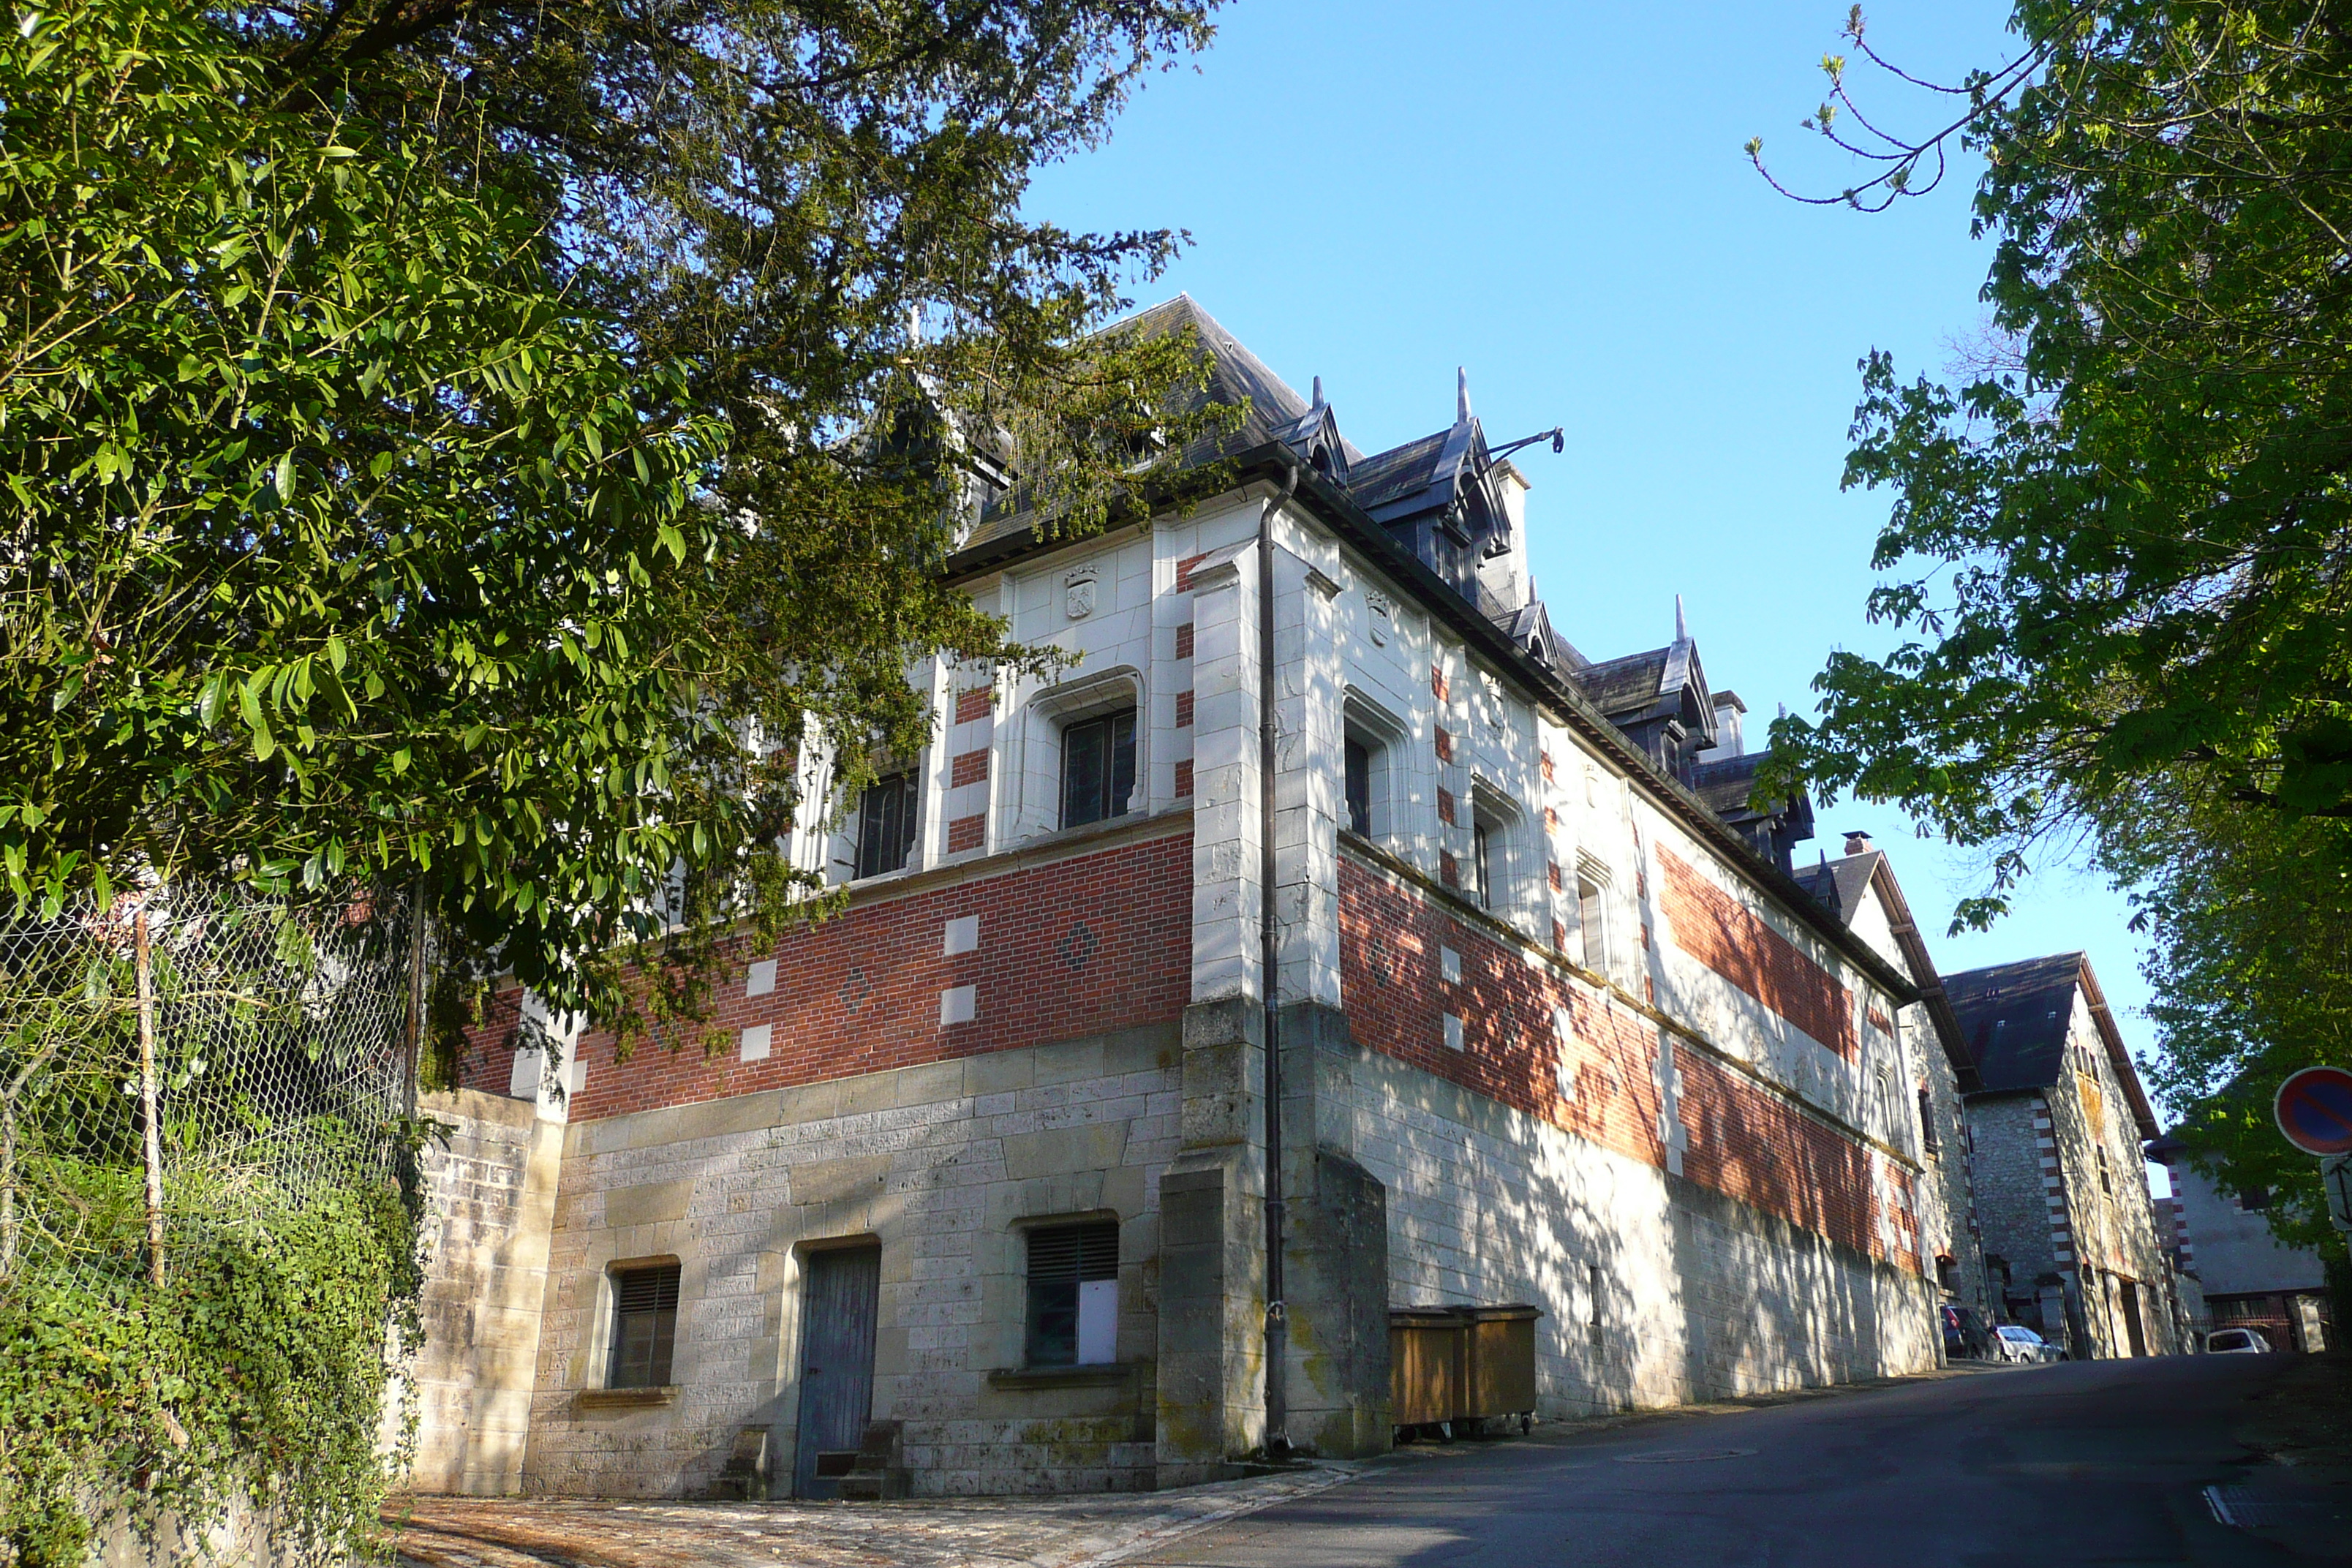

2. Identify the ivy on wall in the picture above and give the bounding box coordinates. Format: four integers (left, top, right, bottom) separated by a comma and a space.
0, 1180, 422, 1566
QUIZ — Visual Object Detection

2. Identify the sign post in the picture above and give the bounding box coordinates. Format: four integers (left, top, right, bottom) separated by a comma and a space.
2323, 1154, 2352, 1238
2274, 1068, 2352, 1243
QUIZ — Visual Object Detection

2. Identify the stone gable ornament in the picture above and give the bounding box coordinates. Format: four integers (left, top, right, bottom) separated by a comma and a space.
1063, 569, 1098, 620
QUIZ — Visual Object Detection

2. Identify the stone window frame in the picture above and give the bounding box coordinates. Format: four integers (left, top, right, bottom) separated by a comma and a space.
823, 742, 932, 886
1466, 775, 1531, 925
1007, 667, 1146, 842
1573, 850, 1615, 977
1341, 687, 1408, 846
589, 1253, 685, 1392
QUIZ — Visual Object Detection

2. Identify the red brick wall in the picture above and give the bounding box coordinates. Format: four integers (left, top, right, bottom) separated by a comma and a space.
1338, 858, 1665, 1172
464, 830, 1193, 1120
1658, 849, 1858, 1060
456, 984, 526, 1095
1340, 853, 1912, 1272
1674, 1043, 1882, 1264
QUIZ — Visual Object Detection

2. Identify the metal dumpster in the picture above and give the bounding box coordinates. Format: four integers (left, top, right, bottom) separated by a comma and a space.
1387, 1307, 1465, 1428
1457, 1304, 1542, 1423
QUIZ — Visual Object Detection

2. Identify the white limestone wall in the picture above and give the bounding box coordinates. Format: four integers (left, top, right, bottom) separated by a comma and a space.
1319, 1037, 1939, 1417
519, 1030, 1184, 1499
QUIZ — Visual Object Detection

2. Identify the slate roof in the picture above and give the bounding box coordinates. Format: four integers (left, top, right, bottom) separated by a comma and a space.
1346, 431, 1454, 516
1695, 753, 1780, 833
958, 294, 1360, 555
1572, 648, 1671, 719
1496, 601, 1589, 671
1947, 951, 2160, 1137
1943, 953, 2089, 1093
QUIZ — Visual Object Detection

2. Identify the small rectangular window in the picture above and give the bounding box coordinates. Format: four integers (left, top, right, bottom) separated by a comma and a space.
1577, 876, 1607, 971
1471, 823, 1495, 908
2239, 1185, 2269, 1212
1061, 710, 1137, 828
608, 1263, 681, 1388
855, 771, 917, 878
1026, 1221, 1120, 1367
1344, 737, 1373, 837
1918, 1088, 1940, 1156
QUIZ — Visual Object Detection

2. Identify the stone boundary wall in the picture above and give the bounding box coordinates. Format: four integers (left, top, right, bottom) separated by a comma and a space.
405, 1088, 563, 1496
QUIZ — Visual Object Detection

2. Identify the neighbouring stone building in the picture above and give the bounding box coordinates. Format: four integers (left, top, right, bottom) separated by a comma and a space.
412, 298, 1985, 1501
1946, 953, 2182, 1359
2148, 1133, 2334, 1352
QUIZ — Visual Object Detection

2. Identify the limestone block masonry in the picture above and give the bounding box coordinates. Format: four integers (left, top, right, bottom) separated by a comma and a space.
404, 1088, 563, 1496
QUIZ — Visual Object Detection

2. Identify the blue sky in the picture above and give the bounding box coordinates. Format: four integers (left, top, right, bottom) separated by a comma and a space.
1026, 0, 2176, 1116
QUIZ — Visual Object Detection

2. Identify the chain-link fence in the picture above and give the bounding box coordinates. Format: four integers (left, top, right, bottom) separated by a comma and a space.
0, 881, 423, 1284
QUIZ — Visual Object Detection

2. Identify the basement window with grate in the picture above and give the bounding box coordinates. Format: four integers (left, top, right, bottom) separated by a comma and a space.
1026, 1221, 1120, 1367
608, 1263, 682, 1388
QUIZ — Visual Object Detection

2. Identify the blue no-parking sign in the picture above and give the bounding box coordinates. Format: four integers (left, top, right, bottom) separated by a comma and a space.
2274, 1066, 2352, 1157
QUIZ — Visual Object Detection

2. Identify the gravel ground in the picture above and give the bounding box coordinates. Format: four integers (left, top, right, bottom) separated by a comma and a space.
384, 1463, 1363, 1568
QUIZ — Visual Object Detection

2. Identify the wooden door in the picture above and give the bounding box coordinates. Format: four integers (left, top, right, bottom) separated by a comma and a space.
793, 1245, 881, 1499
2119, 1281, 2149, 1357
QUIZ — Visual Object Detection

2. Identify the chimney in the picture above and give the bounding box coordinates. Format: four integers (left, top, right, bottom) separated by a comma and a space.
1842, 832, 1874, 857
1695, 690, 1746, 763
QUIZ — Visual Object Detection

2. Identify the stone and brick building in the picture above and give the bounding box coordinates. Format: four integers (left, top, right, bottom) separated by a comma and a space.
1946, 953, 2182, 1358
410, 298, 1985, 1501
2148, 1132, 2334, 1352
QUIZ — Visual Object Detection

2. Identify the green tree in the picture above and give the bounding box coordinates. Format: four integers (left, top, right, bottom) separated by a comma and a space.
1752, 1, 2352, 922
2106, 784, 2352, 1260
3, 0, 739, 1027
8, 0, 1231, 1051
1752, 3, 2352, 1257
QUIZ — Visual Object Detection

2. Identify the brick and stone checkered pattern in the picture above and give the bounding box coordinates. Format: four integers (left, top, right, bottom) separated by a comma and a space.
1657, 850, 1856, 1061
464, 827, 1191, 1124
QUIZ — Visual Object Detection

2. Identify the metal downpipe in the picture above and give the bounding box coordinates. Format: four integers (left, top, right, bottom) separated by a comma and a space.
1257, 461, 1299, 1458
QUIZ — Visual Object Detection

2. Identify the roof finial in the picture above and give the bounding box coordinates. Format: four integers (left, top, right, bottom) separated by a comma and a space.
1675, 594, 1688, 642
1457, 366, 1471, 424
1311, 374, 1324, 410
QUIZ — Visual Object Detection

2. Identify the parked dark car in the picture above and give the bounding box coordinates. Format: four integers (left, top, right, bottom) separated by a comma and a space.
1942, 1304, 1993, 1360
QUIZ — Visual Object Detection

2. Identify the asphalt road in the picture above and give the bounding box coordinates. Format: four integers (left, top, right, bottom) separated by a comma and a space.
1130, 1359, 2322, 1567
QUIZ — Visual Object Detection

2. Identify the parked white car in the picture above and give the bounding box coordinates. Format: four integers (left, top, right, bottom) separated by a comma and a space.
2206, 1327, 2272, 1354
1993, 1324, 2062, 1363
